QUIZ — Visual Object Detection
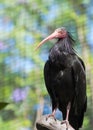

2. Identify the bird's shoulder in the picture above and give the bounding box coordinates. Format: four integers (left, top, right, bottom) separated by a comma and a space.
71, 55, 85, 72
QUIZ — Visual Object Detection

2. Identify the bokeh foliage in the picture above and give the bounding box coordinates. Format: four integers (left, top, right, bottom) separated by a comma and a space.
0, 0, 93, 130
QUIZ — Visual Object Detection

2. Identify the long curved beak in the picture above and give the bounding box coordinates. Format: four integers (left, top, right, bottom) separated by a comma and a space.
35, 31, 57, 50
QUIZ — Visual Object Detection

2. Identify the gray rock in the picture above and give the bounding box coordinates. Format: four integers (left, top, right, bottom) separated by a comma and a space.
36, 115, 75, 130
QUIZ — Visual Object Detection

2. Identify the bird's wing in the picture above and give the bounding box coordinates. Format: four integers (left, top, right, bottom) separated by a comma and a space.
72, 57, 87, 126
44, 60, 58, 110
78, 56, 86, 70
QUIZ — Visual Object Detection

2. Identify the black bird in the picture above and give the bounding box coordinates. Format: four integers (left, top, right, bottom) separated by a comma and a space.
36, 27, 87, 130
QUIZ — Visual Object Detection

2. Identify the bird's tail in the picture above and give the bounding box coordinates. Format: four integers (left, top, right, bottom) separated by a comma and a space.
69, 111, 85, 130
78, 98, 87, 127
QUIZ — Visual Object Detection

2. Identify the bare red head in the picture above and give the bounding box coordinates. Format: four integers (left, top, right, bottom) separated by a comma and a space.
36, 27, 67, 50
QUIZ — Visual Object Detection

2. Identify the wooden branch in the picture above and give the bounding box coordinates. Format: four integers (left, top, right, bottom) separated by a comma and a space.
36, 115, 75, 130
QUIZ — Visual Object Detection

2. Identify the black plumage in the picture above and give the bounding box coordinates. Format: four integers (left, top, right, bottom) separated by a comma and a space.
36, 27, 87, 130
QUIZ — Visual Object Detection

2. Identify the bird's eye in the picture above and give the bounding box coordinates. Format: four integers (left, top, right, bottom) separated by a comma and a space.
55, 28, 66, 35
56, 29, 63, 34
58, 30, 63, 33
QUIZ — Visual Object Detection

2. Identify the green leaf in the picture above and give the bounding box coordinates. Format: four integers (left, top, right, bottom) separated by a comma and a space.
0, 102, 9, 110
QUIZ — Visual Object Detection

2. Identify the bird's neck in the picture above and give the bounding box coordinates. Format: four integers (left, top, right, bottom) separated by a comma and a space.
56, 38, 74, 54
50, 38, 75, 55
49, 37, 75, 64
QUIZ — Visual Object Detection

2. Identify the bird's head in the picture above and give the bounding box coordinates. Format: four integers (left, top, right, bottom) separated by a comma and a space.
35, 27, 68, 50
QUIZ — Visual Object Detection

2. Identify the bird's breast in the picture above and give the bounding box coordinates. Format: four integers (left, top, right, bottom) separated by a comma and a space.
50, 67, 75, 103
49, 48, 72, 68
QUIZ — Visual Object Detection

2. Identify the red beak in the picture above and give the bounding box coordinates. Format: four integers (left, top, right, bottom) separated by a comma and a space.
35, 28, 67, 50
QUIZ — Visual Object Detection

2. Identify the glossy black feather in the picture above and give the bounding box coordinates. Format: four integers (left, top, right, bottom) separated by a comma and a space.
44, 35, 87, 130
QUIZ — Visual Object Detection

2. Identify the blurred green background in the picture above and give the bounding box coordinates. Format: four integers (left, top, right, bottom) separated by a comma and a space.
0, 0, 93, 129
